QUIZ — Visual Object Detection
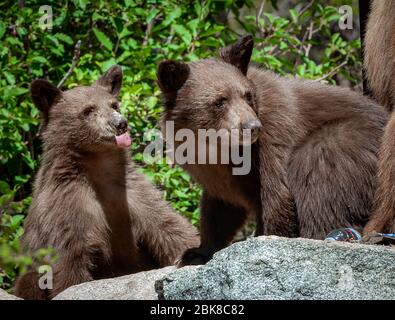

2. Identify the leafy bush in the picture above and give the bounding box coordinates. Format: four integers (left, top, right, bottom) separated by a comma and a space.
0, 0, 360, 291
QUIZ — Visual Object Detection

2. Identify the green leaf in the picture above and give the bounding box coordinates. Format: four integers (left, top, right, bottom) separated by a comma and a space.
0, 21, 5, 39
173, 24, 192, 45
3, 72, 15, 85
10, 215, 24, 228
124, 0, 133, 7
31, 56, 48, 64
290, 9, 298, 23
22, 154, 35, 170
20, 123, 30, 132
119, 27, 133, 40
0, 181, 11, 194
147, 8, 159, 23
3, 87, 28, 100
93, 28, 113, 51
14, 175, 30, 185
187, 19, 199, 37
55, 33, 73, 45
92, 12, 104, 21
0, 193, 13, 207
101, 58, 117, 72
77, 0, 88, 10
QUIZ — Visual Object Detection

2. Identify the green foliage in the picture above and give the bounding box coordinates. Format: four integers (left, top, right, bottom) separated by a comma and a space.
0, 180, 30, 289
0, 179, 57, 289
136, 157, 202, 226
0, 0, 361, 290
247, 1, 361, 83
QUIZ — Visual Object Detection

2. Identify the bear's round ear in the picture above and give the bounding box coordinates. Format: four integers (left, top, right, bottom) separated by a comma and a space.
30, 79, 63, 137
30, 79, 62, 115
157, 60, 190, 108
220, 35, 254, 76
96, 65, 123, 97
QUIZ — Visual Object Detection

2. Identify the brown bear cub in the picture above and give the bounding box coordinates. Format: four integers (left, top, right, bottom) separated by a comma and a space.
363, 0, 395, 235
14, 65, 199, 299
157, 35, 387, 266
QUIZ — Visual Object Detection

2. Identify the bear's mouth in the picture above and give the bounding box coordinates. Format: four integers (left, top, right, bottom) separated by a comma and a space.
228, 129, 259, 146
114, 131, 132, 149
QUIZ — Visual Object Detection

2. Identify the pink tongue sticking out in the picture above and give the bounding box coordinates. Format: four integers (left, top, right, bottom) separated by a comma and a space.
115, 132, 132, 148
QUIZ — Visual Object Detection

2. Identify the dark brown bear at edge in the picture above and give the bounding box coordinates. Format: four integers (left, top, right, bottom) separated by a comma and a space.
14, 65, 199, 300
157, 35, 388, 266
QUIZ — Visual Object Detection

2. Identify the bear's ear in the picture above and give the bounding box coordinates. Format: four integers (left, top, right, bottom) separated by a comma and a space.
220, 35, 254, 75
30, 79, 62, 116
96, 65, 123, 96
157, 60, 190, 108
30, 79, 62, 137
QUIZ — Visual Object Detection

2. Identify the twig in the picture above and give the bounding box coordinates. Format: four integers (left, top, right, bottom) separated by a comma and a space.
314, 60, 348, 82
298, 0, 316, 18
267, 44, 278, 55
165, 27, 174, 45
256, 0, 265, 29
57, 40, 82, 88
143, 12, 162, 46
114, 37, 121, 54
304, 21, 314, 57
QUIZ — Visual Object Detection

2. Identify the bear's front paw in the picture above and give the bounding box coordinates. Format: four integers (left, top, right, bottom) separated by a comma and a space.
177, 247, 212, 267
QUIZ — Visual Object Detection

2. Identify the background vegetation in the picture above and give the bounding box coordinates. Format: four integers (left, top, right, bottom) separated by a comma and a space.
0, 0, 361, 291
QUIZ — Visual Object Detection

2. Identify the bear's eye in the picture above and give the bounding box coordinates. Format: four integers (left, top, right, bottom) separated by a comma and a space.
245, 92, 253, 105
111, 102, 119, 111
83, 106, 95, 116
213, 97, 227, 109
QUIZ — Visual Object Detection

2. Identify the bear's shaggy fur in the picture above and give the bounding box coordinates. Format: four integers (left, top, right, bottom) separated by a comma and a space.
14, 66, 199, 299
157, 36, 387, 265
363, 0, 395, 113
363, 0, 395, 234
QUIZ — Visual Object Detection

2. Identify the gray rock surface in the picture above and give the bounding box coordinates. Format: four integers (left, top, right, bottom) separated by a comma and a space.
156, 236, 395, 300
0, 288, 22, 300
54, 266, 176, 300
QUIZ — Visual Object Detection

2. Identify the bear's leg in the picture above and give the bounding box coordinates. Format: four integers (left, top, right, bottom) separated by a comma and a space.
259, 139, 299, 237
288, 120, 379, 239
134, 205, 200, 267
126, 173, 200, 267
179, 191, 247, 266
364, 114, 395, 235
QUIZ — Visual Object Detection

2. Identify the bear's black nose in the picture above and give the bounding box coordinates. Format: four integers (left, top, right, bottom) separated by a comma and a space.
112, 112, 129, 134
242, 118, 262, 136
116, 118, 128, 133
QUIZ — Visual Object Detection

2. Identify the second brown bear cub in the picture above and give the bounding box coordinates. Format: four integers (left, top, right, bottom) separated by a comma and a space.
157, 35, 387, 266
15, 66, 199, 299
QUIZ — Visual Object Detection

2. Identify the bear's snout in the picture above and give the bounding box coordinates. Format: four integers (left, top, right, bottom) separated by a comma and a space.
111, 112, 128, 134
116, 118, 128, 133
242, 118, 262, 137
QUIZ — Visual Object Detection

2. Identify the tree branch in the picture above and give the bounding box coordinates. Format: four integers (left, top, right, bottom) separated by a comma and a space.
299, 0, 316, 17
256, 0, 265, 30
314, 60, 348, 82
143, 11, 162, 46
57, 40, 82, 88
304, 21, 314, 57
